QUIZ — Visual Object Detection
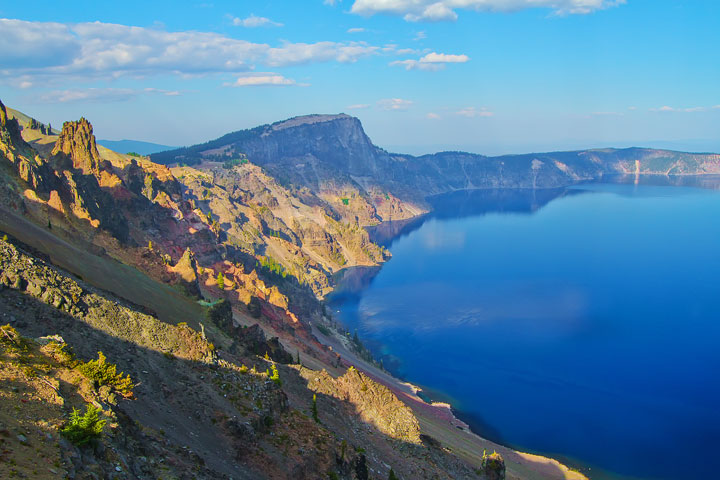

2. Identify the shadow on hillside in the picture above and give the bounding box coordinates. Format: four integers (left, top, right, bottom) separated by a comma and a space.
2, 281, 581, 480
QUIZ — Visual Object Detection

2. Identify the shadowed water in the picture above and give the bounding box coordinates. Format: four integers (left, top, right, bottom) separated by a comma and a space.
328, 176, 720, 480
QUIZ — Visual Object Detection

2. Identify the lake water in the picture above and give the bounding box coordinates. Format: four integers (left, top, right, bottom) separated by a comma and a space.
328, 176, 720, 480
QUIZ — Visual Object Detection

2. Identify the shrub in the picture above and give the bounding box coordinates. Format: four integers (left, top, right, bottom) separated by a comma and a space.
61, 404, 106, 446
270, 364, 281, 386
388, 468, 399, 480
47, 341, 76, 366
78, 352, 134, 397
216, 272, 225, 289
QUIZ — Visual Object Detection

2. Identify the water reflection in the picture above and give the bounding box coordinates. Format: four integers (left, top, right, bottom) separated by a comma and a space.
328, 174, 720, 480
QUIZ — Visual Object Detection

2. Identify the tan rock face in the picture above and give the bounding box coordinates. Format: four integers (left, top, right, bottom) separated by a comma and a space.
0, 99, 7, 128
303, 366, 421, 444
51, 118, 102, 175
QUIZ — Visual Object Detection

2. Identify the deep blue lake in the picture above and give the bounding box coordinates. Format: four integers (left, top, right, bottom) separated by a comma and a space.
328, 176, 720, 480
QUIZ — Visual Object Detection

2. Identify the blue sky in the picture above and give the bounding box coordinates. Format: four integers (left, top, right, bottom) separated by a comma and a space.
0, 0, 718, 154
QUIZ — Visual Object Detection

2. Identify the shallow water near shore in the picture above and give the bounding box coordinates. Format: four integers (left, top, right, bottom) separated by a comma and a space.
328, 176, 720, 480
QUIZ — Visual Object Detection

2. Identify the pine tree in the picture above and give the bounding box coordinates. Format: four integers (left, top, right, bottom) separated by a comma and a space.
388, 468, 399, 480
216, 272, 225, 289
312, 394, 319, 423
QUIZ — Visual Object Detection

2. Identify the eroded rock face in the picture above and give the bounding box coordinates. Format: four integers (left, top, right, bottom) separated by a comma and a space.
302, 366, 421, 444
170, 247, 200, 297
51, 118, 102, 175
0, 238, 216, 364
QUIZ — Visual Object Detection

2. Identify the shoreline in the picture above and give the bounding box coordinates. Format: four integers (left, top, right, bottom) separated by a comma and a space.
323, 206, 597, 479
314, 317, 590, 480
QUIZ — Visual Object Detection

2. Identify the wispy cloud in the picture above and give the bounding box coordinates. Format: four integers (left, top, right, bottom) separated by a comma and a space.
350, 0, 626, 21
226, 73, 304, 87
650, 105, 716, 113
35, 87, 180, 103
456, 107, 493, 118
231, 14, 283, 28
347, 27, 365, 33
390, 51, 469, 71
378, 98, 413, 111
426, 112, 440, 119
347, 103, 370, 109
414, 30, 427, 40
591, 111, 624, 116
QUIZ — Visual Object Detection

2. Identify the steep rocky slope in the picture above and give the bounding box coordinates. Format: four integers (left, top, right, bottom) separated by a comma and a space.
0, 234, 497, 480
0, 99, 595, 479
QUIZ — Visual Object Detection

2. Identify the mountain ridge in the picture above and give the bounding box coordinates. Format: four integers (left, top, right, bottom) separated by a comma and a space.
151, 113, 720, 207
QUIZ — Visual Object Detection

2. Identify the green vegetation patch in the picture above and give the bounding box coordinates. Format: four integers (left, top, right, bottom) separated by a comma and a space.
78, 351, 134, 397
258, 255, 288, 279
61, 404, 106, 446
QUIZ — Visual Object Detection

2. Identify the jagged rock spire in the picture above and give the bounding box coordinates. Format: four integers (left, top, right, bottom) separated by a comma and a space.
51, 118, 102, 175
0, 98, 25, 148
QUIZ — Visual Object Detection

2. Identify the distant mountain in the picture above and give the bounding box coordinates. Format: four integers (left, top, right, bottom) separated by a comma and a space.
152, 113, 720, 204
98, 139, 176, 155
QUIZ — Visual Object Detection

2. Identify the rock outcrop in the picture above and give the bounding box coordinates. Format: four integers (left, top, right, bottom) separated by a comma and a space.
51, 118, 102, 175
170, 247, 201, 297
483, 451, 506, 480
301, 366, 421, 444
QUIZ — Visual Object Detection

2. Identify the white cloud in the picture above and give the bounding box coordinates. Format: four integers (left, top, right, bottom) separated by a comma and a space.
377, 98, 413, 110
426, 112, 440, 119
419, 52, 469, 63
347, 104, 370, 109
650, 105, 712, 113
0, 19, 380, 83
35, 87, 180, 103
456, 107, 493, 117
265, 41, 378, 66
227, 73, 301, 87
350, 0, 626, 21
414, 30, 427, 40
390, 51, 469, 70
232, 14, 283, 28
347, 27, 365, 33
324, 0, 340, 5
